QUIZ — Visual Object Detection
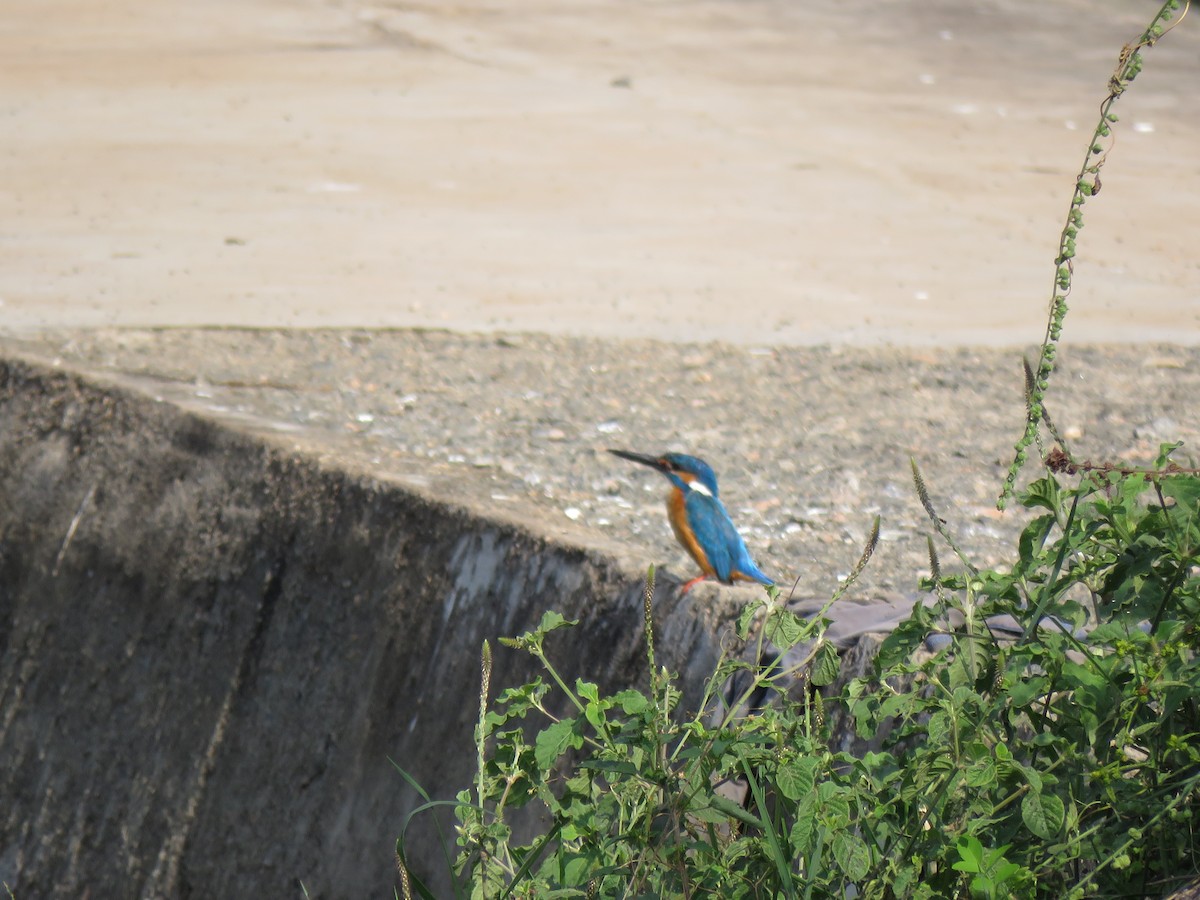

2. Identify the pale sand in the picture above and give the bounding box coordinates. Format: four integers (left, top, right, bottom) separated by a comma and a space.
2, 0, 1197, 345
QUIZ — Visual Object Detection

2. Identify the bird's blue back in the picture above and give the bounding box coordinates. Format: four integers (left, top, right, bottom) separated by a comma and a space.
683, 487, 773, 586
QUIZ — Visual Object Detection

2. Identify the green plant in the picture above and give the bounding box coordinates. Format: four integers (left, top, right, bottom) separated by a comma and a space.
401, 457, 1200, 898
1001, 0, 1190, 508
404, 527, 880, 898
849, 456, 1200, 898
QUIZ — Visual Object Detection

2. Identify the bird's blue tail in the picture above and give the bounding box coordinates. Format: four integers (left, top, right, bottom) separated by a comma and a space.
737, 557, 773, 586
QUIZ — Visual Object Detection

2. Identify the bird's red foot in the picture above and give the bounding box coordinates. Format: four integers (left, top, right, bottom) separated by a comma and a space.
681, 575, 709, 594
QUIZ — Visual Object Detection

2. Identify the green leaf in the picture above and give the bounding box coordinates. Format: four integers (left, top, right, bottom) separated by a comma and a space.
816, 784, 851, 828
811, 640, 841, 687
501, 611, 578, 651
777, 756, 819, 801
535, 718, 581, 771
535, 610, 575, 633
1155, 442, 1186, 469
575, 680, 600, 704
558, 854, 592, 887
878, 690, 916, 720
952, 835, 985, 874
765, 607, 811, 649
491, 679, 548, 723
877, 600, 935, 669
1014, 761, 1043, 793
737, 599, 763, 639
584, 700, 607, 731
965, 755, 997, 788
832, 831, 870, 881
1021, 791, 1065, 839
687, 800, 736, 824
927, 709, 951, 746
709, 792, 766, 828
612, 689, 650, 715
791, 794, 816, 856
1017, 514, 1056, 569
891, 863, 919, 898
990, 857, 1021, 885
1021, 476, 1061, 513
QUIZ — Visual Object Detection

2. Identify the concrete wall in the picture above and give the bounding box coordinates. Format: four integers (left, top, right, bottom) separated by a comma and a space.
0, 359, 730, 898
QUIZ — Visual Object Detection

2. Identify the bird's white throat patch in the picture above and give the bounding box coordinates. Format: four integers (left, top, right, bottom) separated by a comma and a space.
687, 480, 714, 498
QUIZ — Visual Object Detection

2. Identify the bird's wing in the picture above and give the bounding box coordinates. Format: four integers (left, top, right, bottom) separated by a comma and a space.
684, 491, 742, 583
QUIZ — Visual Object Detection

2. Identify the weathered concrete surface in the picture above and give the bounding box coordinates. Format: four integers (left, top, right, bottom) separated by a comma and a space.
0, 357, 739, 897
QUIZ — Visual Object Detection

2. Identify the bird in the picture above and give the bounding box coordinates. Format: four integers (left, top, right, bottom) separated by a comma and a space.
608, 449, 773, 593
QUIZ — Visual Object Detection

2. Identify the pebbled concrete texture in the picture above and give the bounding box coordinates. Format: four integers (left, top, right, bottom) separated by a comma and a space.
0, 357, 741, 897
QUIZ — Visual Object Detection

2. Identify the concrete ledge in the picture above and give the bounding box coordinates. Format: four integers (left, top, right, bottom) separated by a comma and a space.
0, 357, 738, 897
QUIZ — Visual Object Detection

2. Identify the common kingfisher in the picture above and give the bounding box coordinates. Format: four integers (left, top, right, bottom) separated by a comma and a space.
609, 449, 773, 592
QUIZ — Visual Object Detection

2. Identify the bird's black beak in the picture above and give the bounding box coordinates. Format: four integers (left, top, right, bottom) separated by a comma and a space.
608, 448, 667, 472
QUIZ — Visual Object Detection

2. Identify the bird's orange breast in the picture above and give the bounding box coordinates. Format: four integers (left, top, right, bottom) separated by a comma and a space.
667, 487, 714, 575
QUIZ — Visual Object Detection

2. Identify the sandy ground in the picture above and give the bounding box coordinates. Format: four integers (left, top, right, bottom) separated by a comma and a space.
3, 0, 1198, 346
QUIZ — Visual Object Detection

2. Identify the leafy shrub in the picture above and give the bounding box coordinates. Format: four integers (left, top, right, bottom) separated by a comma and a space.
854, 454, 1200, 898
399, 459, 1200, 897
